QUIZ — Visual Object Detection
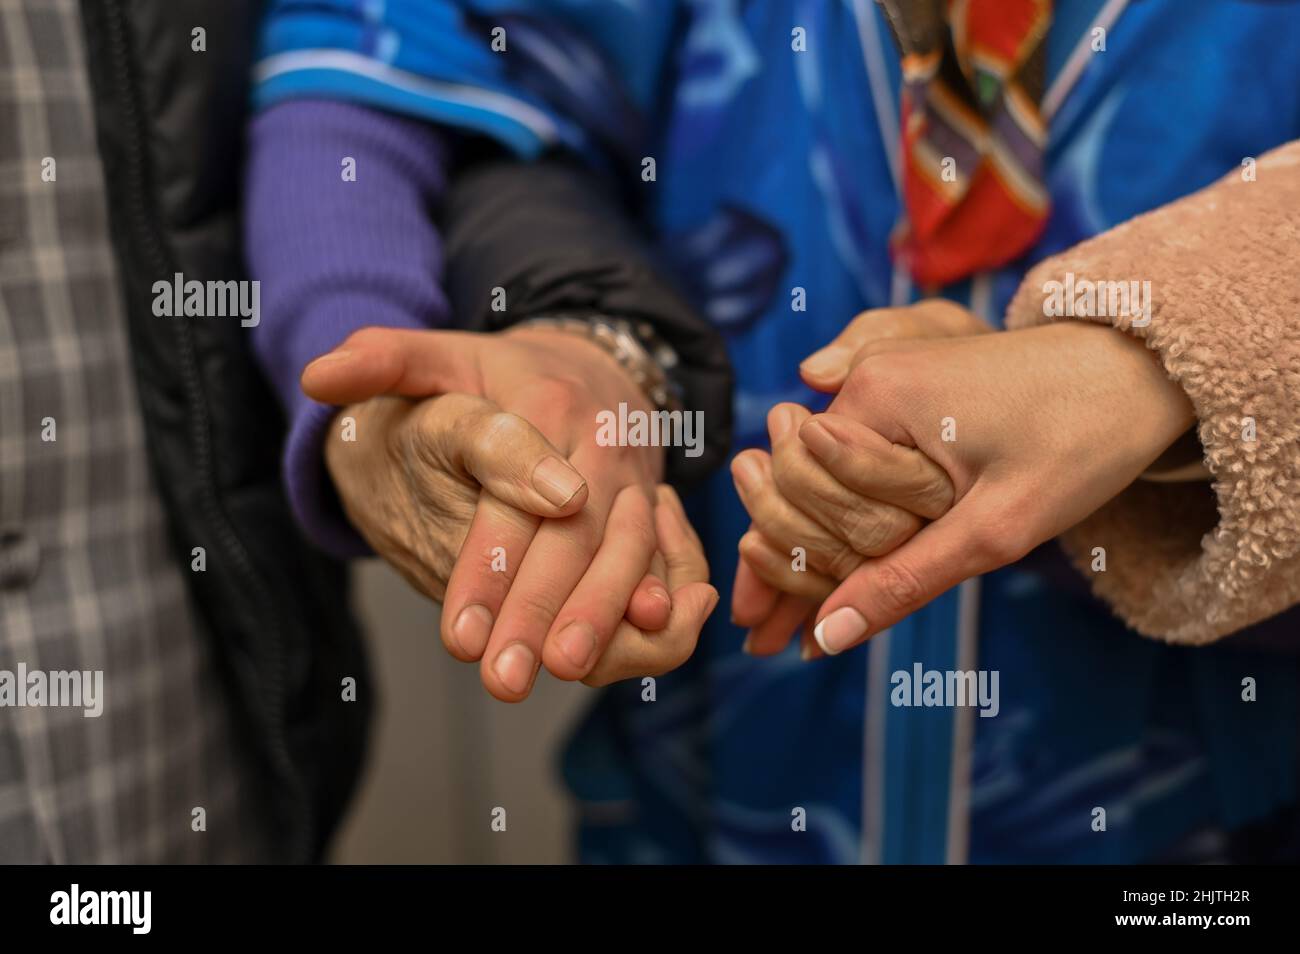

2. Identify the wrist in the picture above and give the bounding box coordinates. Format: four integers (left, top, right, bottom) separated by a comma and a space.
505, 315, 681, 413
1104, 323, 1196, 442
1053, 321, 1196, 458
503, 323, 663, 419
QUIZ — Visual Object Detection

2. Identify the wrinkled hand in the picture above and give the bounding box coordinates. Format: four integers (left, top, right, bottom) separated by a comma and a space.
803, 321, 1195, 655
308, 325, 715, 700
731, 300, 990, 657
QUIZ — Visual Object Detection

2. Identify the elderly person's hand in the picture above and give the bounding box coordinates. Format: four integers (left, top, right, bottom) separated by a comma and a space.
305, 325, 716, 700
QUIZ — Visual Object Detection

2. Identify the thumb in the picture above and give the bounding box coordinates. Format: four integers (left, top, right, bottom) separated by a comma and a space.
810, 493, 1001, 656
302, 328, 484, 405
412, 392, 590, 517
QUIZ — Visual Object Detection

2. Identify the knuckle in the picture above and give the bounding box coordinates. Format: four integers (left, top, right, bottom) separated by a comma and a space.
822, 540, 864, 581
971, 521, 1033, 568
872, 560, 928, 615
744, 483, 782, 535
841, 355, 895, 406
922, 298, 988, 335
421, 394, 489, 447
858, 352, 899, 381
616, 493, 657, 553
669, 541, 709, 585
512, 587, 566, 627
845, 308, 877, 331
769, 442, 806, 496
903, 458, 955, 518
842, 505, 899, 556
520, 375, 587, 419
629, 512, 657, 555
853, 337, 898, 362
343, 326, 392, 352
966, 493, 1039, 567
648, 637, 695, 678
839, 366, 876, 406
416, 394, 471, 443
598, 437, 641, 468
749, 554, 789, 592
843, 307, 895, 340
561, 508, 605, 556
769, 451, 792, 491
473, 410, 532, 457
661, 642, 695, 675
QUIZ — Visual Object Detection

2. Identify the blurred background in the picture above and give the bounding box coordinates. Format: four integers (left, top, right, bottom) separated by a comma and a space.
330, 561, 589, 863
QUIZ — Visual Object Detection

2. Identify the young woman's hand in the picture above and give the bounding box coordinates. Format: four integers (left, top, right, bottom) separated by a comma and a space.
802, 321, 1195, 655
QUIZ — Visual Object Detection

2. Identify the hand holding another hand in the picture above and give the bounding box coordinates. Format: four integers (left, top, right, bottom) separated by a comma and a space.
731, 300, 989, 657
804, 320, 1194, 654
305, 325, 717, 700
734, 305, 1196, 659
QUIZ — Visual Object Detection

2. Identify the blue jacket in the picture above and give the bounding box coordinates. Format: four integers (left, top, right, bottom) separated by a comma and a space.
255, 0, 1300, 863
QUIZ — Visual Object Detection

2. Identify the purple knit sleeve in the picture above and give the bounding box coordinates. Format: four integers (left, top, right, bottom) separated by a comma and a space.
244, 99, 452, 556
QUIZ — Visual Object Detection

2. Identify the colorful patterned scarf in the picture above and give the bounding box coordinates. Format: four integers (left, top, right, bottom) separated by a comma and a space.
882, 0, 1053, 286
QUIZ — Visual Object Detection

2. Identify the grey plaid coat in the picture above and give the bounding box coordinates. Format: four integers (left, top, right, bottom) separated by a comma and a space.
0, 0, 370, 862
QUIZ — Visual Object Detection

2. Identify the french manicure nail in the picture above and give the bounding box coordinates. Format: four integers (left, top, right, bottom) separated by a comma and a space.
453, 604, 493, 658
493, 642, 537, 695
555, 620, 596, 670
532, 456, 586, 508
813, 607, 869, 655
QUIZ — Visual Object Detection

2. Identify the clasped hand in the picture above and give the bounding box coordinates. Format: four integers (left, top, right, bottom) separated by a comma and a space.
732, 301, 1194, 658
302, 299, 1193, 701
303, 326, 717, 702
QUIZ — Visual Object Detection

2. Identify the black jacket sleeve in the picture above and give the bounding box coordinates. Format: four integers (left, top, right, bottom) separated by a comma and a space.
437, 152, 733, 490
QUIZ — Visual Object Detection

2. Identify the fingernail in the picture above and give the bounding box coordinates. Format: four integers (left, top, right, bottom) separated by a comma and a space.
647, 585, 671, 607
532, 456, 586, 508
799, 419, 838, 461
800, 641, 817, 661
813, 607, 868, 655
493, 642, 537, 695
800, 346, 849, 379
769, 406, 798, 441
554, 620, 596, 670
741, 631, 755, 654
453, 604, 493, 657
731, 454, 761, 492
